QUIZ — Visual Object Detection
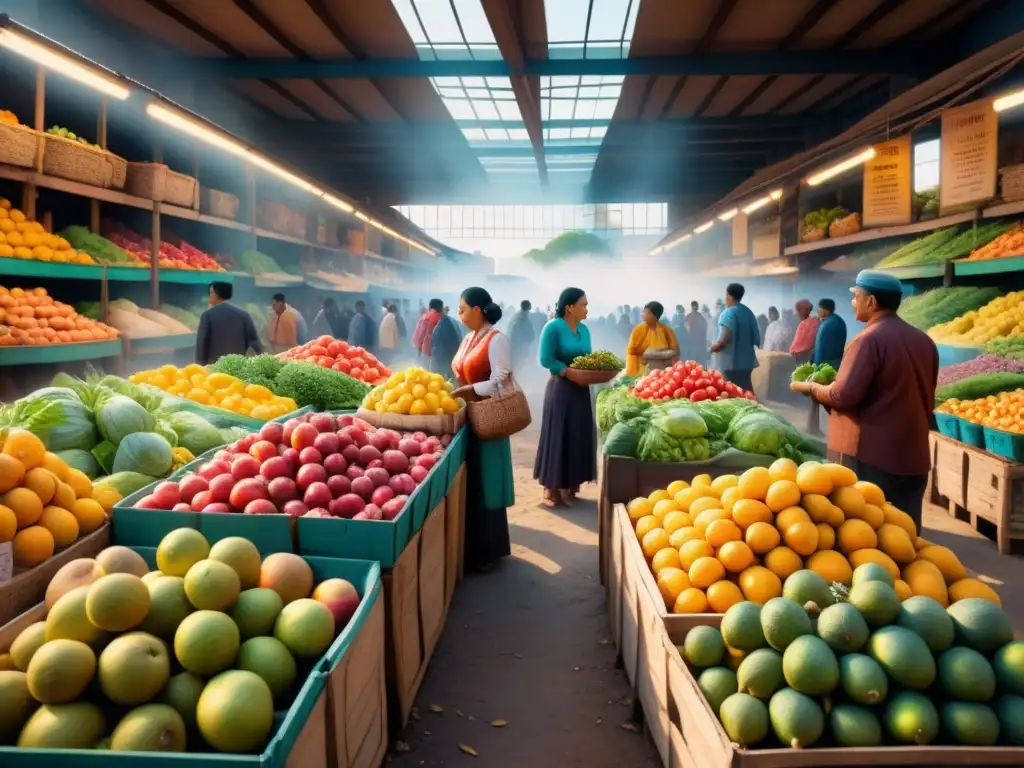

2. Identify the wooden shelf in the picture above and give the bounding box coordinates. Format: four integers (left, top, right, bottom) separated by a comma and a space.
954, 255, 1024, 276
785, 212, 977, 256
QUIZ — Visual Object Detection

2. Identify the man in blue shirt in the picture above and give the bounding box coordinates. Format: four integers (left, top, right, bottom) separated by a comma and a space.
813, 298, 847, 369
709, 283, 761, 393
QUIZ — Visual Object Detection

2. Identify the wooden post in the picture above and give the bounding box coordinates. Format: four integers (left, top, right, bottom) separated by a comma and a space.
24, 65, 45, 219
90, 98, 107, 232
151, 203, 161, 307
100, 266, 110, 323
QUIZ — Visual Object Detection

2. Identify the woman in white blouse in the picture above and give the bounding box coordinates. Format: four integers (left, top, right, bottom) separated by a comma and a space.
378, 304, 399, 363
449, 287, 514, 571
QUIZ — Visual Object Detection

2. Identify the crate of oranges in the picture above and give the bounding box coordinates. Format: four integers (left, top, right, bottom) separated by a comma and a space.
621, 459, 987, 617
0, 198, 97, 265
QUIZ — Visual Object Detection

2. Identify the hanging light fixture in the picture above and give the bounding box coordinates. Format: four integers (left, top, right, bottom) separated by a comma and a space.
806, 148, 876, 186
0, 26, 130, 99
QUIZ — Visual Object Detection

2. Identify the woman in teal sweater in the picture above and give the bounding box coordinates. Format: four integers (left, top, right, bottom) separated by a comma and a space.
533, 287, 595, 506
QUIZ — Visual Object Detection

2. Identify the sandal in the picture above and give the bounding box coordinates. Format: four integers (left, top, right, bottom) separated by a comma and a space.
543, 489, 566, 508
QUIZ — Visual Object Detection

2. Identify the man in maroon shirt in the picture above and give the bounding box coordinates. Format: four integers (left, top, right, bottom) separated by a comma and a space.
791, 270, 938, 531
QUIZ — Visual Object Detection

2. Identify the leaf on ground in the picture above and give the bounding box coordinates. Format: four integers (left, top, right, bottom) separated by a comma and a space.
458, 743, 479, 757
619, 722, 639, 733
490, 719, 507, 727
428, 704, 444, 713
394, 740, 411, 753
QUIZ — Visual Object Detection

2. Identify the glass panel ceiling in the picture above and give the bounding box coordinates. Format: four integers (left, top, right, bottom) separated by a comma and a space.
391, 0, 637, 186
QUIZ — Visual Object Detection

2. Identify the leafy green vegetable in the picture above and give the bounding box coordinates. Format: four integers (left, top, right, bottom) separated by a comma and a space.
95, 394, 155, 446
239, 249, 285, 275
792, 363, 815, 382
92, 441, 117, 474
653, 408, 708, 439
246, 354, 286, 380
4, 387, 97, 451
604, 421, 641, 458
676, 398, 759, 435
803, 208, 848, 231
637, 426, 683, 462
935, 372, 1024, 404
211, 354, 249, 379
55, 449, 101, 479
165, 411, 229, 455
113, 432, 173, 477
680, 436, 711, 461
153, 416, 179, 448
809, 364, 837, 384
60, 225, 136, 264
274, 361, 370, 411
571, 351, 625, 371
898, 287, 1001, 331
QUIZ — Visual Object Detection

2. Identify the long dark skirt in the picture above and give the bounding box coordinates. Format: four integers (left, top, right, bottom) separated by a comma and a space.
533, 375, 597, 490
465, 432, 514, 571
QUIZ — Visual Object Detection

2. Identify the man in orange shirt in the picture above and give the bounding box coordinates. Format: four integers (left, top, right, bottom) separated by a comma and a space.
268, 293, 298, 353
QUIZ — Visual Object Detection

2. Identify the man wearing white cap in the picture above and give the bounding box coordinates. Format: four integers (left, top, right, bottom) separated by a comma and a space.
791, 270, 938, 531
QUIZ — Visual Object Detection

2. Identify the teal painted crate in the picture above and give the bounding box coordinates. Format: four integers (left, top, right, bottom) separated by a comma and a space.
959, 419, 985, 448
983, 426, 1024, 461
296, 501, 412, 569
0, 546, 381, 767
936, 344, 981, 367
934, 412, 961, 440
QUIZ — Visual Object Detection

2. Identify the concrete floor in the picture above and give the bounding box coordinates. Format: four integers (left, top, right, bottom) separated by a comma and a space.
388, 400, 1024, 767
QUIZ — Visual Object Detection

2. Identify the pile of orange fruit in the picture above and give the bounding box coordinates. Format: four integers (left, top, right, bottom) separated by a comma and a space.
0, 198, 96, 264
627, 459, 995, 614
0, 286, 119, 346
936, 389, 1024, 433
0, 429, 120, 569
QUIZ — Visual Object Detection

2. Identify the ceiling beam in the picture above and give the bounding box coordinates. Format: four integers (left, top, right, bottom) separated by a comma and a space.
190, 48, 924, 79
481, 0, 547, 185
669, 0, 740, 118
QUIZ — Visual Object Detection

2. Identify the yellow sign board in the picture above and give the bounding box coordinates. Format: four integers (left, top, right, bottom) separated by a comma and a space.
940, 98, 998, 211
862, 135, 912, 227
732, 212, 748, 256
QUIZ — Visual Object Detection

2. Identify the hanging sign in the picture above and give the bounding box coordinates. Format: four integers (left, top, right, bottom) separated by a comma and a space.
752, 219, 781, 260
862, 135, 912, 227
732, 212, 748, 256
940, 98, 998, 211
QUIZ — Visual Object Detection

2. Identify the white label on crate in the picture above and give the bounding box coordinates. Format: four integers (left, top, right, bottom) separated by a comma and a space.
0, 541, 12, 586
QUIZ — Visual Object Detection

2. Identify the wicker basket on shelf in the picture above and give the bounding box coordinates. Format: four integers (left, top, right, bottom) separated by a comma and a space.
258, 201, 307, 239
0, 122, 39, 168
802, 226, 827, 242
107, 154, 127, 189
828, 212, 861, 238
201, 188, 239, 220
125, 162, 198, 208
1000, 164, 1024, 203
41, 134, 112, 187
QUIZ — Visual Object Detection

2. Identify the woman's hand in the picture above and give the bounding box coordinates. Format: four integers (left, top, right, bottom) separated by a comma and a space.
790, 380, 813, 395
450, 385, 479, 401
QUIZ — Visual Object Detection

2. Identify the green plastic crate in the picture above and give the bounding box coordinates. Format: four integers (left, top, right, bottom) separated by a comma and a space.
296, 501, 413, 569
959, 419, 985, 448
0, 546, 381, 767
934, 412, 960, 440
983, 426, 1024, 461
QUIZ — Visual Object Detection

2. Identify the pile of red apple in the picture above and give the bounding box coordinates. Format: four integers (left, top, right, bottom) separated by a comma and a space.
133, 412, 450, 520
104, 224, 224, 271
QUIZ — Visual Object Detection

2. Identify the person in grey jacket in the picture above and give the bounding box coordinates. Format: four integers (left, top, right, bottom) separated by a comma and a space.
195, 281, 263, 365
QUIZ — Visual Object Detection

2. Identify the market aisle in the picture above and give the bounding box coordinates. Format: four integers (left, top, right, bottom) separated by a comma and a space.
388, 419, 660, 767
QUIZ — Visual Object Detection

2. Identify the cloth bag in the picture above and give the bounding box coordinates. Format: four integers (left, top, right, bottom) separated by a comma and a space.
467, 374, 532, 440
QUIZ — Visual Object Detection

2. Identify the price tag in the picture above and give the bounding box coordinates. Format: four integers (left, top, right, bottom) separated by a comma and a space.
0, 541, 13, 586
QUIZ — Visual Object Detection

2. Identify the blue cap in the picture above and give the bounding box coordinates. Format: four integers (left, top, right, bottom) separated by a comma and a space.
853, 269, 903, 296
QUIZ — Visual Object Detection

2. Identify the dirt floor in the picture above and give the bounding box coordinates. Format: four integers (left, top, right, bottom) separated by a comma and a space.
388, 398, 1024, 767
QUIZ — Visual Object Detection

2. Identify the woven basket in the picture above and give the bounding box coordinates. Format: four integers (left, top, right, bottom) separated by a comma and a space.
802, 226, 827, 242
568, 369, 620, 385
201, 188, 239, 220
355, 407, 466, 435
467, 379, 532, 440
829, 212, 861, 239
259, 201, 307, 238
107, 154, 127, 189
42, 135, 112, 187
0, 122, 39, 168
125, 163, 198, 208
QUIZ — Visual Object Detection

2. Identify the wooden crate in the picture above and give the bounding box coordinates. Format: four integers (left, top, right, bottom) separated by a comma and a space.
382, 499, 450, 730
664, 615, 1024, 767
929, 431, 1024, 554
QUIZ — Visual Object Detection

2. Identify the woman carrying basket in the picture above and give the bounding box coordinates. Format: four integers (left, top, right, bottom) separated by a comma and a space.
449, 287, 515, 572
534, 287, 596, 507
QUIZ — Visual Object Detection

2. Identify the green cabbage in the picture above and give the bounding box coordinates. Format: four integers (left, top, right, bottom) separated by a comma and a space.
96, 394, 155, 445
679, 398, 760, 435
637, 427, 683, 463
153, 416, 179, 448
654, 407, 708, 439
2, 387, 97, 451
92, 441, 117, 475
808, 364, 837, 384
165, 411, 228, 455
792, 363, 815, 382
725, 411, 786, 456
54, 449, 101, 479
93, 471, 158, 497
680, 437, 711, 461
112, 432, 173, 477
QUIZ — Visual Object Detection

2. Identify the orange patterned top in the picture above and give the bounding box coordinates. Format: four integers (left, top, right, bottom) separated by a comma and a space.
452, 328, 496, 386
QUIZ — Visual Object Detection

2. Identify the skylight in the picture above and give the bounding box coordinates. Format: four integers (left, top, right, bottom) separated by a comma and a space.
544, 0, 639, 59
